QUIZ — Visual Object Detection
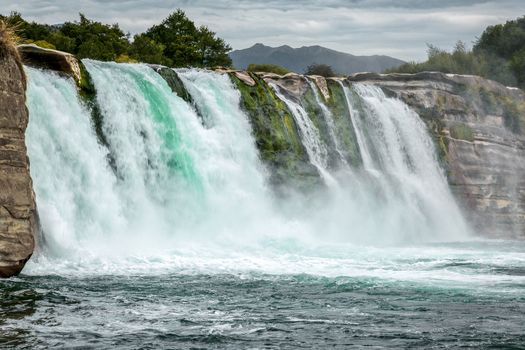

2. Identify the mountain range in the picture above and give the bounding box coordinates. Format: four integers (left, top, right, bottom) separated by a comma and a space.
229, 43, 405, 75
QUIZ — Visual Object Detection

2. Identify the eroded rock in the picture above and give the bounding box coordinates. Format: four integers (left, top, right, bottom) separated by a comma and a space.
0, 41, 37, 277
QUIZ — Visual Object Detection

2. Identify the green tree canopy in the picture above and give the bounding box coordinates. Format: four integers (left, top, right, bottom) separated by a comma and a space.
143, 10, 232, 67
0, 10, 232, 68
474, 16, 525, 87
59, 14, 130, 60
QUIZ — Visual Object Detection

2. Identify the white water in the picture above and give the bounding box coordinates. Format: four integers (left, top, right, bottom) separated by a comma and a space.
307, 79, 348, 167
347, 83, 470, 242
339, 81, 375, 168
23, 63, 476, 283
25, 67, 126, 256
269, 82, 333, 182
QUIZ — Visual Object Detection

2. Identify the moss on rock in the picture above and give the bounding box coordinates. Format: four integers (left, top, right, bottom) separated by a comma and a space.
324, 80, 362, 167
415, 105, 450, 169
229, 72, 321, 191
301, 83, 338, 168
153, 66, 193, 105
450, 124, 475, 142
78, 61, 108, 149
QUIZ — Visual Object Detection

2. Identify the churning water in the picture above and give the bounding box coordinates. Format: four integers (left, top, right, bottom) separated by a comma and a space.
1, 64, 523, 348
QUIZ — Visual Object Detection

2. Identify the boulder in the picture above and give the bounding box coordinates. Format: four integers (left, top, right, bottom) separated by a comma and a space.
18, 44, 81, 84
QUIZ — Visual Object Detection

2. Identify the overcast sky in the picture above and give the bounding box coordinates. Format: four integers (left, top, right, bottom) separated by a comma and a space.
3, 0, 523, 61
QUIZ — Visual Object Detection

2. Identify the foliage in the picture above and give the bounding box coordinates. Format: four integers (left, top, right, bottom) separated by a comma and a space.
129, 33, 170, 65
305, 63, 336, 77
474, 16, 525, 88
0, 19, 20, 57
387, 41, 517, 86
142, 10, 231, 67
0, 19, 25, 86
247, 63, 289, 75
0, 9, 232, 68
388, 16, 525, 89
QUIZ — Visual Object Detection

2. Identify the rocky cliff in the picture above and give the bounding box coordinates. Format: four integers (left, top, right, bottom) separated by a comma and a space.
0, 29, 37, 277
348, 72, 525, 238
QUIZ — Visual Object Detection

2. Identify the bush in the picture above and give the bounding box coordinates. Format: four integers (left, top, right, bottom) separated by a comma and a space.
387, 41, 518, 87
305, 63, 336, 77
32, 40, 56, 49
247, 63, 290, 75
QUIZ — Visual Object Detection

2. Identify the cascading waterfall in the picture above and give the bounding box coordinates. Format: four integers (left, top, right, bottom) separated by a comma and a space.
338, 83, 469, 242
24, 62, 470, 273
307, 79, 349, 168
339, 81, 376, 168
269, 82, 333, 182
25, 67, 127, 257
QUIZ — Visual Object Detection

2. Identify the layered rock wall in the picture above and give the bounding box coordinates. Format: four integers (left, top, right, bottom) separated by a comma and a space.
0, 40, 37, 277
348, 72, 525, 238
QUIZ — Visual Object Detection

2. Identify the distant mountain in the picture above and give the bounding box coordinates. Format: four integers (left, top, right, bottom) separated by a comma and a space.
229, 43, 405, 75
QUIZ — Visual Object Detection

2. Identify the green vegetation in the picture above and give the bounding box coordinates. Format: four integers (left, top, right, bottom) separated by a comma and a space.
449, 124, 475, 142
388, 15, 525, 89
0, 10, 232, 68
0, 19, 25, 86
247, 63, 290, 75
230, 72, 321, 191
305, 64, 336, 77
324, 80, 362, 166
139, 10, 231, 67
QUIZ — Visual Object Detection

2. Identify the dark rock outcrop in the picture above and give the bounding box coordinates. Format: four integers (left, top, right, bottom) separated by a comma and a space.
0, 39, 37, 277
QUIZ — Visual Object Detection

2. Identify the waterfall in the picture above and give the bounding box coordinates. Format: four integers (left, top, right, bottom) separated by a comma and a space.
341, 83, 470, 242
23, 62, 470, 273
25, 67, 126, 256
25, 63, 277, 265
339, 81, 375, 168
269, 82, 334, 182
306, 79, 348, 168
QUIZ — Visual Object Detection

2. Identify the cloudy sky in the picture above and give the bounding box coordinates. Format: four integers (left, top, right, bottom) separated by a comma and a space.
3, 0, 523, 61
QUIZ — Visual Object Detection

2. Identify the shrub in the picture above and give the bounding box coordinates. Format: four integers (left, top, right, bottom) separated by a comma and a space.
247, 63, 290, 75
305, 63, 336, 77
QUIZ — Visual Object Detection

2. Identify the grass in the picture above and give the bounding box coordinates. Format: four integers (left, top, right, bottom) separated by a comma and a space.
0, 20, 26, 87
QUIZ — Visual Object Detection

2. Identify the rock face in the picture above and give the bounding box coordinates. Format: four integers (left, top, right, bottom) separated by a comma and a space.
348, 72, 525, 238
0, 41, 37, 277
18, 44, 81, 84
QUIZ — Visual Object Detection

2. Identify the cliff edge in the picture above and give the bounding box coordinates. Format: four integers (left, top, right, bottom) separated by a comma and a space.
0, 24, 37, 277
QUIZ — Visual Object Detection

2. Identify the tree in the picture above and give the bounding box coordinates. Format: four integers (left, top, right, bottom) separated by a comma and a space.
2, 11, 232, 68
305, 63, 336, 77
60, 14, 130, 60
143, 9, 232, 67
129, 33, 171, 66
474, 16, 525, 88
